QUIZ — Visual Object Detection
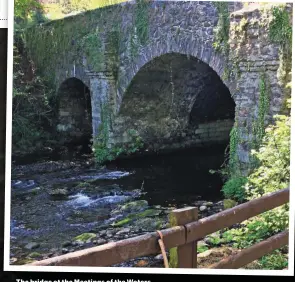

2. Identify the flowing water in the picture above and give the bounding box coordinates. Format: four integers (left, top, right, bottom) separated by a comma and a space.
9, 145, 227, 267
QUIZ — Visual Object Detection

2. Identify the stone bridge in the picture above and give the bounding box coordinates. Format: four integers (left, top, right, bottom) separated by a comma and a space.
23, 1, 292, 170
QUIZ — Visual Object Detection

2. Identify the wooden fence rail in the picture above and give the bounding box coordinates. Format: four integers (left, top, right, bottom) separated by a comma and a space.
26, 187, 290, 268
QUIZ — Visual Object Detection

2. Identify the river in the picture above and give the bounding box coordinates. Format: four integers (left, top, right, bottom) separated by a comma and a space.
9, 144, 227, 267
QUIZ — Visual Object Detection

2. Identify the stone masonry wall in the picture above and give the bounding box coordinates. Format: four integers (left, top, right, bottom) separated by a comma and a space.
109, 119, 234, 151
22, 1, 292, 169
228, 3, 292, 170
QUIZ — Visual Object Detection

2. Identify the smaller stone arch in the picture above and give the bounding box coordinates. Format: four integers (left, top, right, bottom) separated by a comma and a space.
56, 77, 93, 147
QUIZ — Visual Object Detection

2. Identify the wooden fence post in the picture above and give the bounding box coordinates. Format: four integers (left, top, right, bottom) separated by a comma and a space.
169, 206, 198, 268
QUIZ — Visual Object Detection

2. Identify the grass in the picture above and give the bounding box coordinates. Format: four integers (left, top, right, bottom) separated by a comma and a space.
43, 0, 127, 21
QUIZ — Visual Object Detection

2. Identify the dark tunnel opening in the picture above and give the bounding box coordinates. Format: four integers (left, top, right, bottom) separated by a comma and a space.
188, 73, 236, 124
57, 78, 93, 152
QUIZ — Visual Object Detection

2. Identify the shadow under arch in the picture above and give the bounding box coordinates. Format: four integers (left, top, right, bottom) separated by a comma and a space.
56, 77, 93, 149
114, 52, 236, 152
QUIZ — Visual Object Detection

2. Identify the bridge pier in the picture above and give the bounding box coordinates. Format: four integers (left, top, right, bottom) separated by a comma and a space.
86, 71, 117, 144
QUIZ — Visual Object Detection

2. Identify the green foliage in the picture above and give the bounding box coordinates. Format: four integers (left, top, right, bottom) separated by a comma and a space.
220, 229, 234, 244
14, 0, 46, 30
221, 206, 289, 250
15, 0, 43, 21
79, 30, 104, 72
197, 245, 209, 253
228, 124, 240, 177
221, 112, 290, 251
222, 177, 248, 202
12, 42, 56, 155
22, 0, 150, 86
106, 28, 121, 80
59, 0, 90, 14
269, 5, 292, 46
94, 133, 144, 165
206, 234, 222, 246
42, 0, 125, 20
213, 6, 291, 269
225, 73, 270, 179
251, 74, 270, 154
258, 249, 288, 270
134, 0, 149, 45
246, 114, 290, 199
130, 0, 150, 58
219, 80, 291, 268
213, 1, 230, 56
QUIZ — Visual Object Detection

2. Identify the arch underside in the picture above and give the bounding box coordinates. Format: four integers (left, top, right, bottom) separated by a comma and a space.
110, 53, 236, 152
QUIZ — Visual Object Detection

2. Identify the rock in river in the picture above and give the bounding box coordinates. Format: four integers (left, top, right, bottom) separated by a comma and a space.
24, 242, 40, 250
199, 206, 207, 212
132, 217, 163, 232
93, 239, 107, 246
111, 200, 149, 216
49, 188, 69, 200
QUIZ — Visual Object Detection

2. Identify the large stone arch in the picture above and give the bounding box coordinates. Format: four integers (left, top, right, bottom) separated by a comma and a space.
117, 39, 237, 112
56, 77, 93, 146
110, 51, 236, 152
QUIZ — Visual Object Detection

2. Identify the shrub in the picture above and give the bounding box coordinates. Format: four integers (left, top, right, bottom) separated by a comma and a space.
220, 113, 290, 259
221, 177, 248, 202
258, 250, 288, 270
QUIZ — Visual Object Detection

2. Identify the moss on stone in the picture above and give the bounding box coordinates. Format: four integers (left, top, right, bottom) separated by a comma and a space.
112, 209, 161, 227
137, 209, 161, 218
223, 199, 237, 209
14, 258, 36, 265
28, 252, 42, 258
73, 232, 96, 242
113, 217, 132, 227
119, 200, 148, 213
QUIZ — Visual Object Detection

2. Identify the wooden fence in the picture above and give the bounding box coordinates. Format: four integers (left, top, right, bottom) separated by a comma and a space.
27, 187, 290, 269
